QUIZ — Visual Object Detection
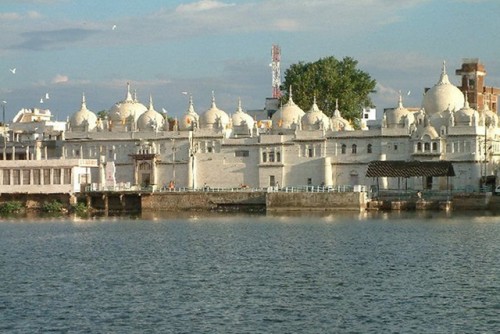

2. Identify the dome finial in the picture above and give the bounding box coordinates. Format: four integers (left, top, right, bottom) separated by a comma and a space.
126, 82, 133, 101
237, 97, 242, 112
464, 92, 469, 108
211, 90, 216, 108
149, 94, 154, 110
438, 60, 451, 85
82, 92, 87, 109
289, 85, 293, 102
398, 90, 403, 108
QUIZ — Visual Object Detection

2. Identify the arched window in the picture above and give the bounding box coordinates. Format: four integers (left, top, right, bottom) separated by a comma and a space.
367, 144, 372, 154
276, 152, 281, 162
432, 142, 438, 151
424, 142, 430, 152
352, 144, 357, 154
417, 142, 422, 151
341, 144, 346, 154
262, 152, 267, 162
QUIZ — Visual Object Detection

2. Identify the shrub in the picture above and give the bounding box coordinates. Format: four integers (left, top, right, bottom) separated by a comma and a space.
0, 201, 23, 214
42, 200, 65, 213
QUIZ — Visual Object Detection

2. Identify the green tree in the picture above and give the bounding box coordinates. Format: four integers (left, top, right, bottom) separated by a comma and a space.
97, 110, 108, 120
280, 56, 376, 122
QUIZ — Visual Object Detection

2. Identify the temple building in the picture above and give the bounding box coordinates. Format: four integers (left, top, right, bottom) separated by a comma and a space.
1, 60, 500, 196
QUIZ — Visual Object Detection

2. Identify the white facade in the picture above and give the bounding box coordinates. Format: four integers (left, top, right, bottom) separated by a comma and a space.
2, 64, 500, 194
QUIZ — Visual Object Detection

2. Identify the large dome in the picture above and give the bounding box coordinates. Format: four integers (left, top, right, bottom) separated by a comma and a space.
69, 93, 98, 131
272, 88, 305, 129
422, 62, 465, 115
137, 96, 166, 131
199, 93, 230, 129
108, 83, 147, 124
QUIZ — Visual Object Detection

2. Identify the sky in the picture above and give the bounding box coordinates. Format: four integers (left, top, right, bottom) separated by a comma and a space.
1, 0, 500, 122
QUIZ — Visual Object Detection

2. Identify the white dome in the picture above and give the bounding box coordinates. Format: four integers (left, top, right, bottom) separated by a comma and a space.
455, 97, 477, 125
301, 98, 330, 130
137, 96, 166, 131
232, 99, 254, 128
386, 94, 413, 128
272, 89, 305, 129
179, 95, 199, 131
69, 94, 98, 131
330, 99, 353, 131
108, 83, 147, 124
422, 62, 465, 115
199, 94, 230, 129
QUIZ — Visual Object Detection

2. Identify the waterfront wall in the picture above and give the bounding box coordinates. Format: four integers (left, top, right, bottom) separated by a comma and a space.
266, 191, 367, 211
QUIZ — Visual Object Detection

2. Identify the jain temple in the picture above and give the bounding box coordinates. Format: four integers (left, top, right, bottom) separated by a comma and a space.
1, 59, 500, 200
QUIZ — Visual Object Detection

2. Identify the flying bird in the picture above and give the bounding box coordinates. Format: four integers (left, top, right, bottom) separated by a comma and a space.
112, 25, 117, 30
40, 98, 44, 104
9, 68, 16, 74
45, 93, 50, 100
162, 108, 167, 113
181, 91, 188, 95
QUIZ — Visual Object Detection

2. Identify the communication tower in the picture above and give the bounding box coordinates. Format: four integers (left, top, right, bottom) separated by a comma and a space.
271, 44, 282, 98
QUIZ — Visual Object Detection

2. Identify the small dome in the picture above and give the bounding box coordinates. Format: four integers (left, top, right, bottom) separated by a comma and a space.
455, 96, 477, 125
199, 93, 230, 129
301, 97, 330, 130
137, 95, 166, 131
330, 99, 353, 131
232, 98, 255, 128
69, 93, 98, 131
386, 93, 414, 128
422, 62, 465, 115
179, 95, 199, 131
272, 87, 305, 129
483, 104, 498, 127
108, 83, 147, 124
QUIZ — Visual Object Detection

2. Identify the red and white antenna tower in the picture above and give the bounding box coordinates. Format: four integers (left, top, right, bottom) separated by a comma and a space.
271, 44, 282, 98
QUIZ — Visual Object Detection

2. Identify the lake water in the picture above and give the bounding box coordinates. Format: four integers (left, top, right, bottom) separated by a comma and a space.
1, 211, 499, 333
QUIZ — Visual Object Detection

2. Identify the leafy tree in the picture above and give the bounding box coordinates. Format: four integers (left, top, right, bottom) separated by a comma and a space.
97, 110, 108, 120
280, 56, 376, 122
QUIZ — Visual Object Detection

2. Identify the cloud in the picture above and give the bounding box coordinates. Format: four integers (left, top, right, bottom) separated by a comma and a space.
175, 0, 235, 13
13, 28, 98, 51
52, 74, 69, 84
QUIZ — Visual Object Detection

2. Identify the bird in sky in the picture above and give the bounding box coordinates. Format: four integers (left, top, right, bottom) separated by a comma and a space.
9, 68, 16, 74
45, 93, 50, 100
112, 25, 117, 30
40, 98, 44, 104
162, 108, 167, 114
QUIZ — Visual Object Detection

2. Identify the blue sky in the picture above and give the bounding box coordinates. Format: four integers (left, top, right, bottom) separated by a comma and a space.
1, 0, 500, 121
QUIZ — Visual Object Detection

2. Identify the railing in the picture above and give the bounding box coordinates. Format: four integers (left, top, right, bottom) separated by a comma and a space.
84, 184, 364, 194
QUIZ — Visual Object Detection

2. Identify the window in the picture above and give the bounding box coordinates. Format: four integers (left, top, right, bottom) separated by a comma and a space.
276, 152, 281, 162
53, 169, 61, 184
394, 144, 398, 151
424, 142, 430, 152
23, 170, 30, 185
269, 152, 275, 162
207, 147, 213, 153
13, 169, 20, 185
235, 150, 249, 157
33, 169, 41, 185
417, 142, 422, 151
307, 178, 312, 185
3, 169, 10, 185
64, 168, 71, 184
269, 175, 275, 187
43, 169, 51, 184
308, 148, 313, 157
262, 152, 267, 162
367, 144, 372, 154
432, 142, 438, 151
341, 144, 346, 154
352, 144, 357, 154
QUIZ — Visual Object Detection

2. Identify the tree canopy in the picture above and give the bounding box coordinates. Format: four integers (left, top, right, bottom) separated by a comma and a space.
280, 56, 376, 122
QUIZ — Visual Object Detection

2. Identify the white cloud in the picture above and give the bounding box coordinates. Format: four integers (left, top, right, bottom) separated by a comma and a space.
52, 74, 69, 84
175, 0, 235, 13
